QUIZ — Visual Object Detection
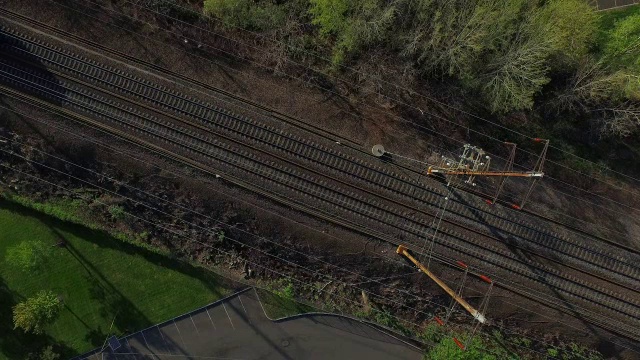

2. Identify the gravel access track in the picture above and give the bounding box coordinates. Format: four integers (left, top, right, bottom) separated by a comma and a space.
1, 22, 639, 339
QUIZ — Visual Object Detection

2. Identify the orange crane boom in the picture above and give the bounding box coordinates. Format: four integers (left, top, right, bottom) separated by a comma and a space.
396, 245, 486, 324
427, 166, 544, 178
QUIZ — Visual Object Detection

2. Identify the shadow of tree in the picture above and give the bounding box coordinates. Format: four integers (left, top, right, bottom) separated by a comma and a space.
1, 201, 233, 355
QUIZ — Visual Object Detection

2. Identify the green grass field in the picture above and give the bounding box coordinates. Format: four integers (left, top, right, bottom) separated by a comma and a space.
0, 201, 229, 359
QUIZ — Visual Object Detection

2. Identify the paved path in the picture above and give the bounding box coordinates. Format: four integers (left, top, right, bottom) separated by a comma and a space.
590, 0, 639, 10
75, 288, 423, 360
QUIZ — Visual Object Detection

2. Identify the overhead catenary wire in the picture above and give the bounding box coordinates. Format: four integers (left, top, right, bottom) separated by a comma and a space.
0, 112, 636, 344
5, 58, 640, 330
17, 0, 640, 226
122, 0, 640, 190
1, 152, 630, 357
4, 86, 637, 318
0, 114, 636, 354
0, 34, 632, 245
2, 71, 636, 314
41, 0, 640, 202
1, 11, 636, 346
0, 161, 437, 335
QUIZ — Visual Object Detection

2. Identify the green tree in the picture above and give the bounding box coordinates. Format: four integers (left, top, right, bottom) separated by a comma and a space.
478, 26, 552, 113
309, 0, 349, 36
602, 14, 640, 72
6, 240, 51, 272
275, 280, 294, 299
475, 0, 598, 113
310, 0, 396, 66
398, 0, 598, 113
530, 0, 598, 65
400, 0, 527, 79
13, 290, 63, 334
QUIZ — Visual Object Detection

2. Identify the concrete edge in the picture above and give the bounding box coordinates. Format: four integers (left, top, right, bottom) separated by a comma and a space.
252, 287, 427, 352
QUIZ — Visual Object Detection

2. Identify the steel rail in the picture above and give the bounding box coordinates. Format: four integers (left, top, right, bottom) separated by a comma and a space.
1, 26, 638, 297
1, 74, 640, 338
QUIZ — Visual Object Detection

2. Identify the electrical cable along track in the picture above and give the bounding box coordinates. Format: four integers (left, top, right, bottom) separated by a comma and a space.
0, 15, 639, 342
1, 23, 638, 293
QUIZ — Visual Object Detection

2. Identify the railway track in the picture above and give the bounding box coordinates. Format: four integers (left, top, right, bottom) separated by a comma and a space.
2, 24, 639, 292
2, 25, 640, 289
2, 9, 638, 286
2, 60, 640, 336
1, 17, 639, 340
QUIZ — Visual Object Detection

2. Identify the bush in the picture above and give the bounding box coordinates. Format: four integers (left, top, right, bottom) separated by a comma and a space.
275, 280, 294, 299
108, 205, 125, 220
6, 240, 51, 272
372, 309, 411, 336
203, 0, 287, 31
425, 336, 496, 360
26, 346, 60, 360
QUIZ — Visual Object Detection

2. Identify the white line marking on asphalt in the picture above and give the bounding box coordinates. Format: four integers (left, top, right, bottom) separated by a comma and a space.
173, 319, 187, 349
158, 325, 172, 355
222, 303, 235, 330
238, 295, 251, 324
190, 314, 200, 336
141, 330, 151, 351
205, 307, 217, 331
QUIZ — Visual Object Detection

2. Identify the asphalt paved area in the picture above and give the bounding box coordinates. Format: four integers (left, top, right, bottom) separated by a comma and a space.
76, 288, 423, 359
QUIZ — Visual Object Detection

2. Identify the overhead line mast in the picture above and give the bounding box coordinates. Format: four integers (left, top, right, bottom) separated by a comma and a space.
427, 139, 549, 180
426, 139, 550, 209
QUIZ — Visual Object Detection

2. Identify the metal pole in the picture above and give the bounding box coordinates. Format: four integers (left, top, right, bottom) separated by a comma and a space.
397, 245, 486, 323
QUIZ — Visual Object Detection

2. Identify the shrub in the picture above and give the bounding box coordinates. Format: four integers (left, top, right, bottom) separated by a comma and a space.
26, 346, 60, 360
108, 205, 125, 220
275, 280, 294, 299
203, 0, 286, 31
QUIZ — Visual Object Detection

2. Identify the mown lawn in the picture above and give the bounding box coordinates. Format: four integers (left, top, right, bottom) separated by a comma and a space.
0, 201, 229, 359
